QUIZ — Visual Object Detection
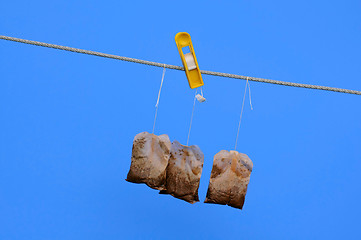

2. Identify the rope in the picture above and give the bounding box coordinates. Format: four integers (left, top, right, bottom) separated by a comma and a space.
187, 89, 198, 146
1, 35, 361, 96
152, 65, 166, 134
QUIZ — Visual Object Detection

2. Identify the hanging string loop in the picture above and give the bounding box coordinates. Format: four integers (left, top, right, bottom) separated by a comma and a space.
234, 77, 253, 150
152, 64, 166, 134
186, 89, 198, 146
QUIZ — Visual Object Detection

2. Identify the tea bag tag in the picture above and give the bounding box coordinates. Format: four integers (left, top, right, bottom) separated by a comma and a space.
195, 87, 206, 103
195, 94, 206, 103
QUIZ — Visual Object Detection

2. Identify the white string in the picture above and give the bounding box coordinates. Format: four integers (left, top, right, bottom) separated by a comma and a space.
152, 65, 166, 134
247, 79, 253, 110
234, 77, 252, 150
187, 89, 198, 146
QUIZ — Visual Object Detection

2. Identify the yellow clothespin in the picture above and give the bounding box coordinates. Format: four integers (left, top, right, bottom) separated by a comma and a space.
175, 32, 204, 89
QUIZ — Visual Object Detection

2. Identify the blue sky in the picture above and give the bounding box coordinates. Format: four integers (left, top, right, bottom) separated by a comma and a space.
1, 0, 361, 239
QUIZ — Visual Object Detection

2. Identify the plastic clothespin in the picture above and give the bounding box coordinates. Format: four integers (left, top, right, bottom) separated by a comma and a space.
175, 32, 204, 89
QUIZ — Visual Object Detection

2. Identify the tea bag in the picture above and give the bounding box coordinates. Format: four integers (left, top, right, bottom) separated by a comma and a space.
204, 150, 253, 209
126, 132, 171, 190
160, 140, 204, 203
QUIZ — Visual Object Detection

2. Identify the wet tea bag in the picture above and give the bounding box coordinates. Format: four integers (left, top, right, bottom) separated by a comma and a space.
126, 132, 171, 190
160, 140, 204, 203
204, 150, 253, 209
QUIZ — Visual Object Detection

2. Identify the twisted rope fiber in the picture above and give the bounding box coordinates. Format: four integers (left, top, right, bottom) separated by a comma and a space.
1, 35, 360, 96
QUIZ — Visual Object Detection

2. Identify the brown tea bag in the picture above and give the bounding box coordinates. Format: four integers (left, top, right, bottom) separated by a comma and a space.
160, 140, 204, 203
204, 150, 253, 209
126, 132, 171, 190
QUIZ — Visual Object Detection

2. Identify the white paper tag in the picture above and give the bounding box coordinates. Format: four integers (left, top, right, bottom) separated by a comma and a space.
195, 94, 206, 103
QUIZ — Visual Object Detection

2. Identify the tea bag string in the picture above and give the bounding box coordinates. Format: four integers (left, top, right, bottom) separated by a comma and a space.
247, 78, 253, 110
234, 77, 253, 150
152, 64, 166, 134
186, 88, 198, 146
